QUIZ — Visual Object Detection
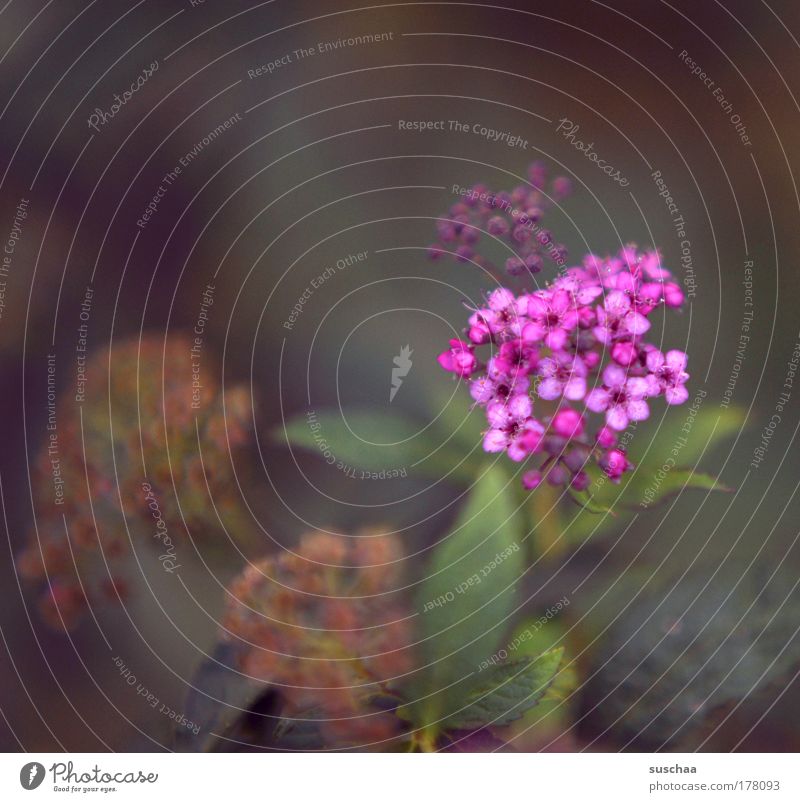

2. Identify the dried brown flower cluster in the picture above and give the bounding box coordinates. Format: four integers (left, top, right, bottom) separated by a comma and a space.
18, 334, 253, 629
223, 530, 415, 749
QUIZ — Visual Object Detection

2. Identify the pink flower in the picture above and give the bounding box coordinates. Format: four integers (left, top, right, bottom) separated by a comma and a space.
467, 309, 495, 344
487, 216, 510, 236
585, 364, 651, 430
605, 271, 662, 316
551, 408, 585, 439
522, 469, 542, 490
552, 274, 603, 307
593, 291, 651, 344
663, 282, 685, 308
522, 290, 579, 350
646, 349, 689, 405
596, 426, 617, 448
488, 288, 528, 339
469, 372, 529, 406
431, 170, 690, 492
546, 462, 570, 486
570, 470, 590, 491
428, 166, 572, 276
438, 339, 478, 377
483, 394, 544, 461
610, 340, 640, 367
536, 354, 587, 401
490, 340, 539, 379
639, 250, 670, 280
488, 287, 517, 312
600, 448, 632, 482
552, 176, 572, 200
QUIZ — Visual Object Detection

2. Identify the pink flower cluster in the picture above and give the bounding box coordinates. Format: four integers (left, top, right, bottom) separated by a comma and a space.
428, 163, 572, 276
438, 246, 689, 490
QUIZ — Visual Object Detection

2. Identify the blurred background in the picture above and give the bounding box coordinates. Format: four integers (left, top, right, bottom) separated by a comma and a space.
1, 0, 799, 751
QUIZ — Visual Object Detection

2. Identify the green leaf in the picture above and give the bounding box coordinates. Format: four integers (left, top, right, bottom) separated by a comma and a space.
444, 649, 563, 730
556, 406, 743, 543
647, 403, 745, 466
567, 485, 620, 515
502, 617, 577, 735
401, 466, 526, 733
274, 407, 481, 484
636, 469, 729, 510
576, 468, 729, 516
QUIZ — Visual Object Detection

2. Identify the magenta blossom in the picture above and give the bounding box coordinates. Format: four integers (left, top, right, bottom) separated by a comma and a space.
551, 408, 585, 439
438, 338, 478, 377
470, 372, 529, 406
490, 340, 539, 378
593, 290, 651, 345
596, 426, 617, 449
585, 364, 651, 430
522, 469, 542, 490
537, 354, 588, 401
663, 282, 685, 308
522, 290, 579, 350
434, 168, 690, 491
552, 274, 603, 307
427, 163, 572, 277
600, 448, 632, 482
467, 290, 527, 343
483, 394, 544, 461
646, 349, 690, 405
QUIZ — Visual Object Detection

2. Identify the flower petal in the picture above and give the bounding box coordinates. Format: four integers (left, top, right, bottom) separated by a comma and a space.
626, 399, 650, 421
626, 377, 650, 399
665, 350, 688, 371
437, 351, 455, 371
483, 428, 509, 452
605, 290, 631, 316
537, 378, 563, 400
645, 349, 665, 373
508, 393, 532, 419
665, 385, 689, 405
606, 405, 629, 430
602, 363, 626, 389
545, 328, 568, 351
486, 401, 511, 428
585, 388, 609, 412
564, 376, 587, 401
522, 321, 545, 343
624, 312, 651, 336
